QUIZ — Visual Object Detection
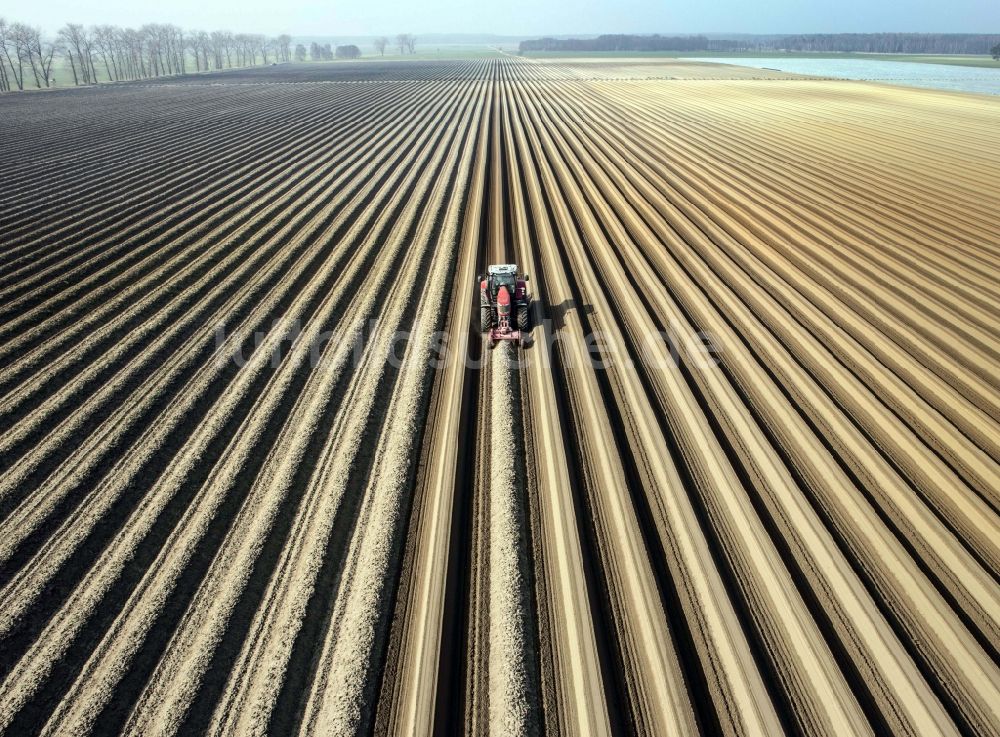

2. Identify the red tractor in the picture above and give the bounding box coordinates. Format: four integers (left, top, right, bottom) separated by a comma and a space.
478, 264, 531, 346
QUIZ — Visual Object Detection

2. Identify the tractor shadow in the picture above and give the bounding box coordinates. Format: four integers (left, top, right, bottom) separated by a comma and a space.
543, 298, 595, 332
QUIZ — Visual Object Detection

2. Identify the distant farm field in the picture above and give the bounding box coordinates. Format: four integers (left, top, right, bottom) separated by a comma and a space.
525, 49, 1000, 68
1, 57, 998, 737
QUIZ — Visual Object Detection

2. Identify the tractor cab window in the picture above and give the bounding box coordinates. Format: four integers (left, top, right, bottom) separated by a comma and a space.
492, 274, 516, 292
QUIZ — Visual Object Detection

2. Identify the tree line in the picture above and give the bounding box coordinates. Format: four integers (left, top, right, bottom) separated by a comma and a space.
0, 20, 422, 91
371, 35, 417, 56
760, 33, 1000, 55
0, 17, 294, 91
292, 42, 364, 61
293, 34, 416, 61
520, 33, 1000, 55
519, 35, 737, 53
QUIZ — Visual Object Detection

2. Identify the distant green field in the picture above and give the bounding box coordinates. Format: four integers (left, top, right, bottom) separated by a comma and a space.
523, 49, 1000, 69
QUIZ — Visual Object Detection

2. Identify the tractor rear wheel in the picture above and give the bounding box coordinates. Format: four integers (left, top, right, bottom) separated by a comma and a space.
517, 304, 530, 332
480, 305, 492, 332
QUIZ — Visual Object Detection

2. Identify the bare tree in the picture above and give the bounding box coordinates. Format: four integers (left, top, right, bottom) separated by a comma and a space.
275, 34, 291, 62
189, 30, 206, 72
121, 27, 147, 78
60, 25, 86, 84
115, 27, 133, 78
234, 33, 250, 65
148, 24, 184, 76
20, 25, 57, 87
256, 34, 269, 64
209, 31, 226, 69
172, 27, 186, 73
0, 18, 10, 91
294, 43, 306, 62
15, 26, 34, 86
395, 33, 416, 54
145, 25, 163, 76
222, 31, 235, 67
200, 31, 213, 71
1, 18, 298, 90
201, 32, 214, 71
0, 18, 19, 91
93, 25, 120, 80
373, 36, 387, 56
4, 24, 35, 88
82, 27, 99, 81
207, 30, 235, 68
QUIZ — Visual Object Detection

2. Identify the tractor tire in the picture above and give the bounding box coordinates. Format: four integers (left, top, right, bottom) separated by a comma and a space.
517, 304, 530, 332
480, 305, 492, 333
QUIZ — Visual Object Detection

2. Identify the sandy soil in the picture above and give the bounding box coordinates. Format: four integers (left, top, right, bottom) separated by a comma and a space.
0, 56, 997, 737
486, 343, 533, 735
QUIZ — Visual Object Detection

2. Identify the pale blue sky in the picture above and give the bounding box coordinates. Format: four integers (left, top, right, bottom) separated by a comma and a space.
9, 0, 1000, 37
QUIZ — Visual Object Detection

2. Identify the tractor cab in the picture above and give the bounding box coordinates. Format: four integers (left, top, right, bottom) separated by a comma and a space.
484, 264, 518, 298
478, 264, 532, 346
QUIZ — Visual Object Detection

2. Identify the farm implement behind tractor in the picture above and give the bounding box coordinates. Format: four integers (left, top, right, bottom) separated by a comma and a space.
478, 264, 531, 346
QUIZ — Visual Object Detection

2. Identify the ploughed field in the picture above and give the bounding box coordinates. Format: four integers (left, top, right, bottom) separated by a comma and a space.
0, 56, 998, 736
